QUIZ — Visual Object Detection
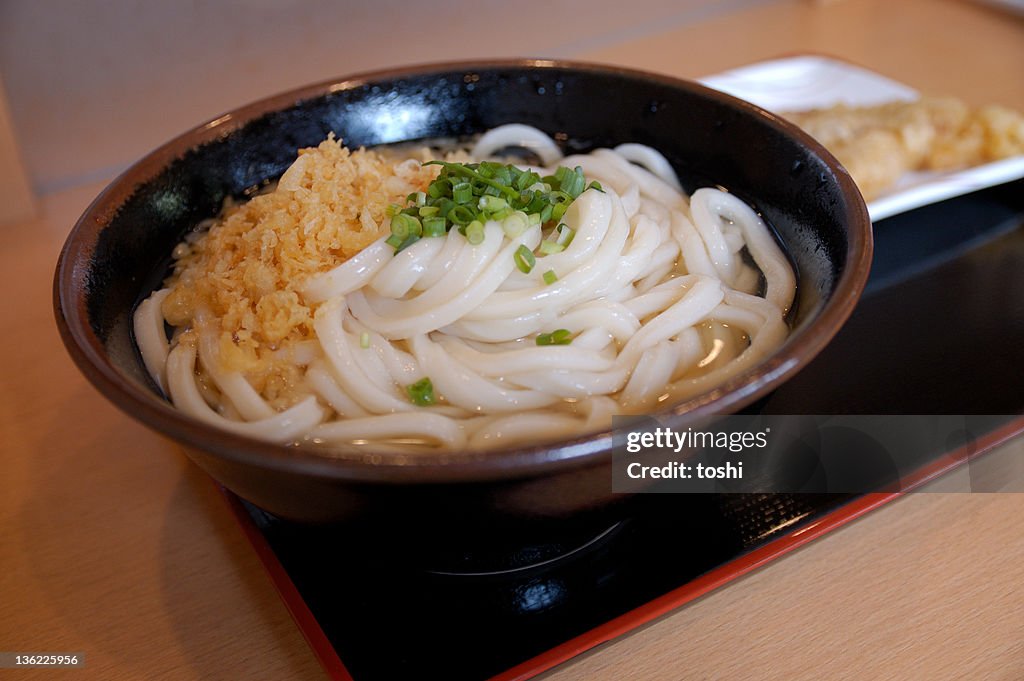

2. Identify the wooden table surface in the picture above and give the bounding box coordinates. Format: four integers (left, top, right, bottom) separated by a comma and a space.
3, 0, 1022, 679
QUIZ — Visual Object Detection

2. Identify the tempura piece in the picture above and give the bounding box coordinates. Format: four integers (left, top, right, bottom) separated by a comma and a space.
784, 97, 1024, 200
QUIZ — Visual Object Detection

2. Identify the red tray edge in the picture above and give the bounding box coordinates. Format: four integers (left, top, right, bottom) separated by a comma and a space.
220, 490, 356, 681
218, 415, 1024, 681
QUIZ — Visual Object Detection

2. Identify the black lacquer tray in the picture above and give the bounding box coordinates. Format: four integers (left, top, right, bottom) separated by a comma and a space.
224, 180, 1024, 681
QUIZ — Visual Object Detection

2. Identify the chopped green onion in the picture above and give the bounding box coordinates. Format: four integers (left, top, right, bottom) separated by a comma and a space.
587, 180, 603, 192
396, 234, 420, 252
502, 211, 529, 238
392, 160, 596, 249
422, 215, 446, 237
524, 191, 546, 214
539, 240, 565, 255
561, 166, 586, 198
490, 207, 512, 222
535, 328, 573, 346
551, 201, 569, 223
424, 160, 519, 200
452, 182, 473, 204
543, 269, 558, 285
551, 328, 572, 343
448, 205, 475, 226
514, 244, 536, 273
466, 220, 485, 245
516, 170, 541, 191
406, 377, 435, 406
391, 213, 422, 240
359, 332, 370, 349
436, 197, 455, 217
427, 181, 446, 199
555, 223, 575, 246
479, 195, 508, 213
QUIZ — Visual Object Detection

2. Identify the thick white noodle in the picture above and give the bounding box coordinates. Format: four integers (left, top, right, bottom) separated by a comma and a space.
613, 143, 684, 192
166, 343, 325, 443
349, 223, 542, 337
471, 124, 564, 166
409, 334, 560, 413
302, 238, 393, 303
690, 188, 796, 313
306, 360, 370, 418
312, 412, 466, 449
136, 133, 798, 451
196, 321, 276, 421
369, 235, 447, 298
134, 288, 171, 393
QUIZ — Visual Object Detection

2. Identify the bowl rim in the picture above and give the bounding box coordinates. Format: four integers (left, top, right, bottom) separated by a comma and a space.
54, 57, 873, 485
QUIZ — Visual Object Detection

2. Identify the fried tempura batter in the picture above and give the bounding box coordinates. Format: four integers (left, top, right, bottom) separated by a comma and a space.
784, 97, 1024, 200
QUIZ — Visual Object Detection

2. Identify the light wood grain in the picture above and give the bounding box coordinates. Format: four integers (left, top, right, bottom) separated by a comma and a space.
543, 471, 1024, 681
583, 0, 1024, 110
2, 1, 1022, 679
0, 183, 324, 680
0, 73, 35, 226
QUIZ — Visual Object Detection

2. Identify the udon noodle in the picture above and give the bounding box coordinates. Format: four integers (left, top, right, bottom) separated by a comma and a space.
134, 125, 796, 452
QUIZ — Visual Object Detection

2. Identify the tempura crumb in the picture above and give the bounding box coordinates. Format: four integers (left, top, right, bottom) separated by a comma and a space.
160, 135, 438, 405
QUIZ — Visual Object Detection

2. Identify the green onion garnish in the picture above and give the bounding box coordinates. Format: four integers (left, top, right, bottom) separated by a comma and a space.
396, 234, 420, 252
466, 220, 485, 245
502, 212, 528, 238
561, 166, 586, 198
390, 213, 422, 240
538, 241, 564, 255
551, 201, 569, 223
536, 329, 573, 346
360, 332, 370, 349
514, 244, 536, 273
448, 205, 475, 226
452, 182, 473, 204
543, 269, 558, 285
478, 195, 508, 213
406, 377, 435, 406
555, 223, 575, 246
390, 160, 597, 247
423, 215, 446, 238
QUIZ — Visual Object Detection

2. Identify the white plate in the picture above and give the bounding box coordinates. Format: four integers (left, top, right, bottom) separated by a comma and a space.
699, 56, 1024, 222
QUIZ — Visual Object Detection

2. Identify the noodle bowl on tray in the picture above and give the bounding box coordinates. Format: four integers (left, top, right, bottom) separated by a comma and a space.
55, 61, 870, 523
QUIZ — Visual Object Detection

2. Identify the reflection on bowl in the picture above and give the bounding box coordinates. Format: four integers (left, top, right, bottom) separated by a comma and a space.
55, 60, 871, 526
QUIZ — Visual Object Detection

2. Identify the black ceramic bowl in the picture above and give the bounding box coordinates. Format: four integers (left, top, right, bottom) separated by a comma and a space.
55, 60, 871, 528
